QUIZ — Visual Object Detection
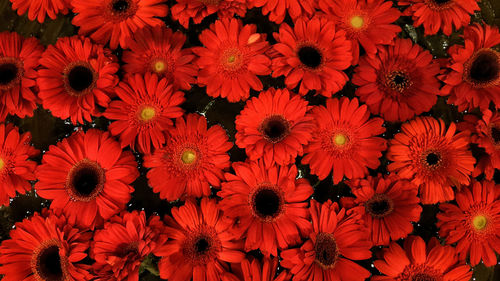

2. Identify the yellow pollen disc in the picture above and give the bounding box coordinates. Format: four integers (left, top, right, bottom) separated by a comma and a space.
0, 158, 4, 170
227, 55, 236, 63
181, 150, 196, 164
334, 134, 348, 146
473, 215, 487, 230
153, 61, 166, 73
350, 16, 364, 29
140, 107, 156, 121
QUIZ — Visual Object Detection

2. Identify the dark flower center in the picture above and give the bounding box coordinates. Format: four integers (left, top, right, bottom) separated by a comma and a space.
433, 0, 450, 4
386, 71, 412, 93
314, 233, 339, 269
253, 188, 281, 218
259, 115, 290, 143
67, 65, 94, 92
195, 238, 210, 254
491, 126, 500, 144
112, 0, 129, 12
365, 194, 394, 218
412, 273, 437, 281
426, 152, 440, 165
469, 50, 499, 84
0, 63, 18, 85
67, 159, 105, 202
37, 245, 64, 281
298, 46, 322, 69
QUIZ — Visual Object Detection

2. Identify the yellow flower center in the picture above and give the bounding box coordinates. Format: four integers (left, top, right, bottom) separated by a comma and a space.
181, 149, 197, 164
227, 55, 236, 64
333, 134, 348, 146
139, 106, 156, 121
0, 158, 4, 170
350, 16, 364, 29
473, 215, 488, 230
153, 60, 166, 73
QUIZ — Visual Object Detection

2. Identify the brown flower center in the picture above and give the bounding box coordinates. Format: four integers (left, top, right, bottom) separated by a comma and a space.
32, 240, 68, 281
298, 45, 322, 69
0, 58, 23, 90
365, 194, 394, 218
63, 62, 96, 96
385, 70, 412, 93
465, 48, 500, 87
259, 115, 291, 143
250, 184, 285, 222
183, 226, 222, 266
66, 158, 105, 202
112, 0, 129, 12
314, 233, 339, 269
106, 0, 137, 21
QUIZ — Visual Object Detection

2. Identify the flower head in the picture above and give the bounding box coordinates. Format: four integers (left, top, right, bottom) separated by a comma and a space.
171, 0, 246, 28
10, 0, 70, 22
387, 116, 476, 204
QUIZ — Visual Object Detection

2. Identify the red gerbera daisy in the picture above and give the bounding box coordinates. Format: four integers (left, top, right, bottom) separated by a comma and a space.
223, 257, 291, 281
218, 160, 313, 257
144, 113, 232, 201
440, 23, 500, 111
372, 236, 472, 281
271, 16, 352, 97
280, 200, 372, 281
397, 0, 479, 36
0, 123, 39, 206
10, 0, 69, 22
0, 31, 43, 121
103, 73, 185, 154
171, 0, 246, 28
345, 174, 422, 246
192, 18, 271, 103
248, 0, 316, 24
387, 116, 476, 204
156, 198, 245, 281
302, 97, 386, 183
437, 180, 500, 267
0, 211, 92, 281
318, 0, 401, 65
91, 211, 167, 280
458, 110, 500, 179
71, 0, 168, 49
235, 88, 314, 167
352, 38, 441, 122
35, 129, 139, 229
122, 26, 198, 91
37, 35, 119, 125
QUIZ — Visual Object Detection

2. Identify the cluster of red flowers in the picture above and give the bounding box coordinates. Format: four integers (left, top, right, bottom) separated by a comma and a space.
0, 0, 499, 281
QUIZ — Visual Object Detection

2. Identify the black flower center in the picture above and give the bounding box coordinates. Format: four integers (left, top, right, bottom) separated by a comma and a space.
112, 0, 129, 12
365, 194, 394, 218
469, 50, 499, 84
37, 245, 64, 281
386, 71, 411, 93
259, 115, 290, 143
0, 63, 18, 85
195, 238, 210, 254
412, 273, 437, 281
253, 188, 282, 219
72, 166, 99, 196
433, 0, 450, 4
491, 126, 500, 144
426, 152, 440, 165
298, 46, 322, 68
314, 233, 338, 268
68, 65, 94, 92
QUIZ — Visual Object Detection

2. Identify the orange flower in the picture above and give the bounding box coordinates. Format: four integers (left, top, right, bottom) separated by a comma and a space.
372, 236, 472, 281
171, 0, 246, 28
387, 117, 476, 204
440, 23, 500, 112
271, 16, 352, 97
437, 180, 500, 266
302, 97, 386, 183
192, 18, 271, 102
